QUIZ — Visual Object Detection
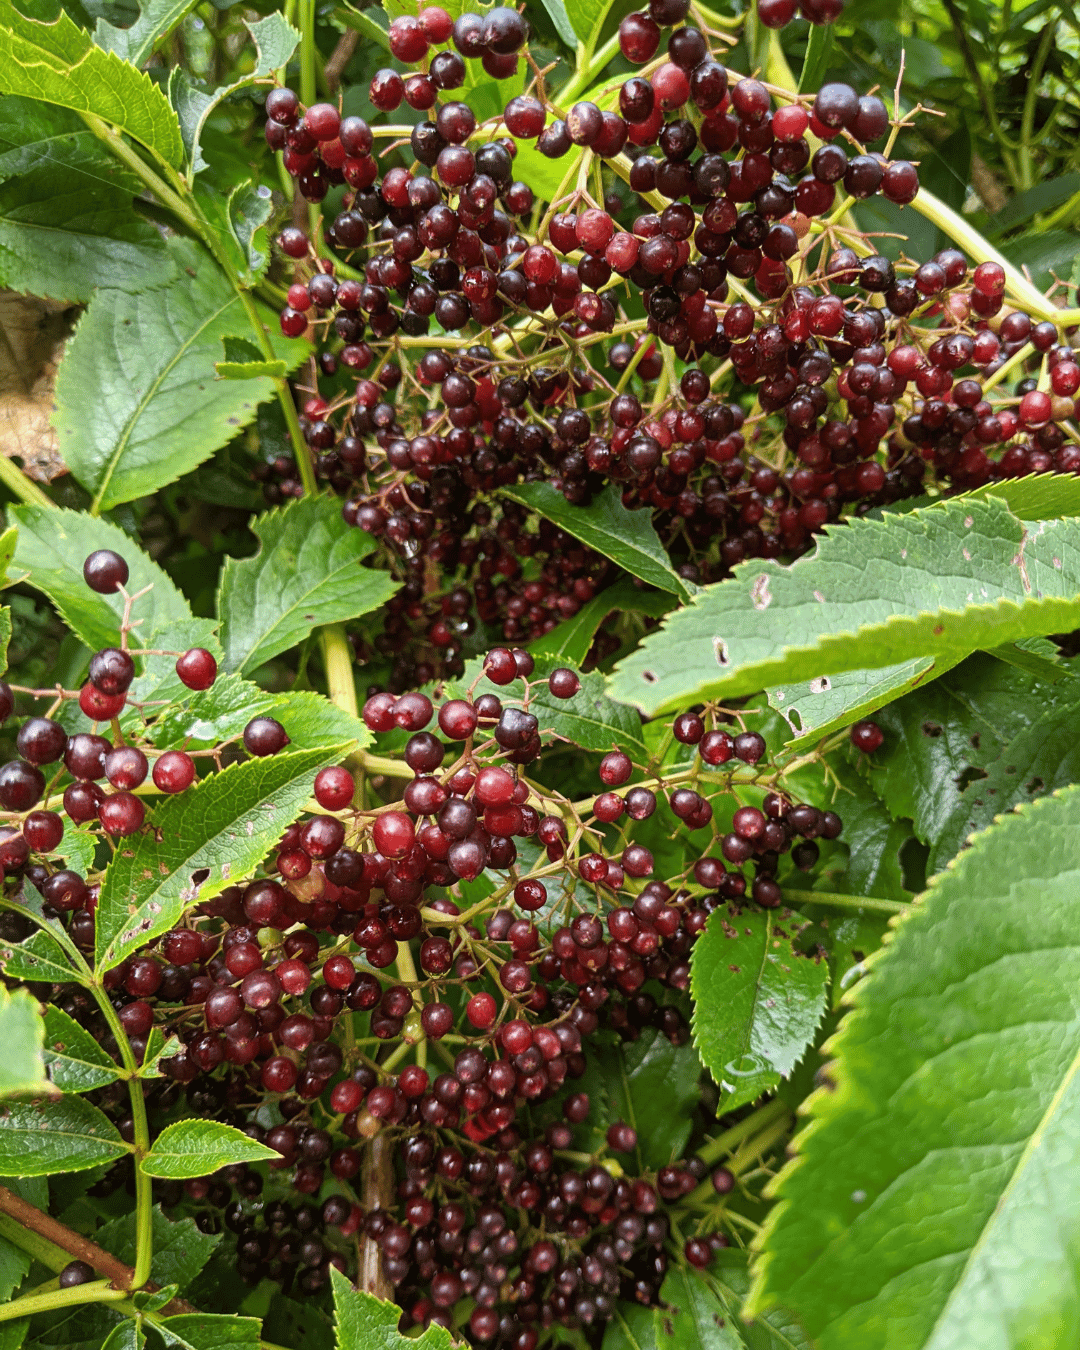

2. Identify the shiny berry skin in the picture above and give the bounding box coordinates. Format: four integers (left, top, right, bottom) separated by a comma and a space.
813, 82, 859, 130
439, 699, 478, 740
105, 746, 148, 790
0, 760, 43, 812
606, 1121, 638, 1152
305, 102, 341, 141
77, 681, 125, 722
314, 765, 354, 810
393, 692, 433, 730
17, 717, 67, 765
599, 750, 633, 785
547, 668, 580, 699
484, 647, 518, 684
176, 648, 217, 690
243, 717, 289, 756
373, 811, 415, 858
59, 1261, 95, 1289
153, 751, 196, 794
466, 991, 497, 1028
733, 731, 766, 764
99, 791, 145, 837
23, 810, 63, 853
83, 549, 128, 593
619, 12, 660, 62
88, 647, 135, 696
850, 720, 884, 753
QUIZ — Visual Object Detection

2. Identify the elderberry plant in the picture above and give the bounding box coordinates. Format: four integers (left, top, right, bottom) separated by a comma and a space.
0, 0, 1078, 1348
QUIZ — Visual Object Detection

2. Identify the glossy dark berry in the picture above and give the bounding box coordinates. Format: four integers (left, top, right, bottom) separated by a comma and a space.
850, 719, 884, 753
59, 1261, 95, 1288
243, 717, 290, 757
88, 647, 135, 696
83, 550, 128, 593
176, 648, 218, 690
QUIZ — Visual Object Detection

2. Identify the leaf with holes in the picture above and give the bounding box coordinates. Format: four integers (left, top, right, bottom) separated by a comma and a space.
748, 783, 1080, 1349
54, 236, 308, 513
610, 497, 1080, 714
501, 482, 695, 600
141, 1120, 278, 1178
95, 744, 350, 973
0, 1096, 130, 1175
691, 907, 828, 1114
216, 494, 399, 674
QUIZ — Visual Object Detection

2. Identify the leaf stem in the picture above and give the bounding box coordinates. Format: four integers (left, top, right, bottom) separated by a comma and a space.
557, 31, 621, 106
783, 888, 910, 916
0, 454, 55, 509
0, 1279, 128, 1323
695, 1097, 791, 1168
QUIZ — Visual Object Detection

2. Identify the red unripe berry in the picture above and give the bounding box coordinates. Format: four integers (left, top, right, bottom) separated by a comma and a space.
175, 648, 217, 690
475, 765, 515, 806
547, 668, 580, 699
99, 792, 144, 837
373, 811, 415, 858
323, 954, 356, 990
850, 719, 884, 753
599, 750, 633, 786
314, 765, 354, 810
153, 750, 196, 794
466, 992, 497, 1028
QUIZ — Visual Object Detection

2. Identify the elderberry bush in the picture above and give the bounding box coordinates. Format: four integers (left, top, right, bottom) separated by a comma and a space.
1, 0, 1080, 1348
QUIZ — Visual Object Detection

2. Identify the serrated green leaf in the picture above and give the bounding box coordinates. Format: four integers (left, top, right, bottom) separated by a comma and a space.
749, 783, 1080, 1349
691, 907, 828, 1114
133, 1285, 179, 1313
768, 654, 961, 751
0, 1095, 129, 1175
95, 744, 349, 973
95, 0, 198, 67
55, 236, 308, 513
654, 1267, 744, 1350
0, 987, 47, 1097
97, 1206, 220, 1292
216, 495, 398, 675
0, 99, 170, 303
141, 1120, 277, 1179
193, 178, 272, 288
330, 1266, 454, 1350
566, 0, 616, 45
827, 760, 912, 903
41, 1005, 120, 1092
0, 1235, 29, 1304
0, 0, 183, 166
149, 674, 370, 753
0, 525, 17, 588
711, 1253, 811, 1350
0, 926, 80, 986
10, 505, 194, 652
157, 1313, 263, 1350
530, 580, 674, 668
604, 1305, 659, 1350
45, 823, 98, 877
501, 482, 694, 600
797, 21, 834, 92
168, 13, 299, 170
335, 2, 391, 51
868, 651, 1080, 874
0, 1321, 27, 1350
610, 498, 1080, 715
966, 473, 1080, 521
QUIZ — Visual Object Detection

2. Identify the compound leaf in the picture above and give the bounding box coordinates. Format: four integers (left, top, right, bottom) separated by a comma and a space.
330, 1266, 455, 1350
95, 744, 350, 973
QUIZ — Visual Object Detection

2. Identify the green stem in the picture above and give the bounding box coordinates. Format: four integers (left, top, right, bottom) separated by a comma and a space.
695, 1097, 790, 1168
557, 31, 621, 106
0, 1214, 69, 1271
981, 341, 1035, 395
0, 454, 55, 509
783, 888, 910, 916
300, 0, 317, 108
1019, 23, 1054, 190
90, 983, 153, 1288
0, 1280, 127, 1323
910, 188, 1078, 323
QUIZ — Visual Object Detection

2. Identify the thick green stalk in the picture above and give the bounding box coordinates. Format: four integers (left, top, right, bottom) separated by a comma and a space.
695, 1097, 790, 1169
0, 1280, 127, 1323
557, 31, 621, 106
0, 454, 56, 509
782, 889, 909, 916
1019, 23, 1054, 191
